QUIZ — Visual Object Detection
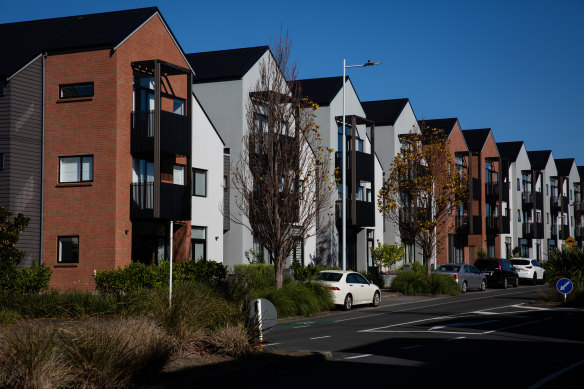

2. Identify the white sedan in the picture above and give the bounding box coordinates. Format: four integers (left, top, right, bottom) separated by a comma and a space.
314, 270, 380, 310
509, 258, 546, 284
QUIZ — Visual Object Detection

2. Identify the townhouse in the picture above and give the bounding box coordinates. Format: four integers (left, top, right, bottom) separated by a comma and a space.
575, 166, 584, 247
296, 76, 381, 270
0, 8, 228, 290
553, 158, 579, 246
362, 99, 420, 265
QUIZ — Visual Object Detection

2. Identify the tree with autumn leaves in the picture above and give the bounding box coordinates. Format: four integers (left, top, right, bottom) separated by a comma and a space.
378, 126, 468, 277
231, 32, 335, 289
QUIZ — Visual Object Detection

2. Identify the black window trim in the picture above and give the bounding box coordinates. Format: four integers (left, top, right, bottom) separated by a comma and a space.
59, 82, 94, 99
192, 168, 207, 197
0, 152, 4, 169
57, 235, 79, 264
59, 155, 94, 183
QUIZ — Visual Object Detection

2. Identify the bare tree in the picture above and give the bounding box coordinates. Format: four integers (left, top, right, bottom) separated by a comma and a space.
378, 126, 468, 276
231, 32, 335, 288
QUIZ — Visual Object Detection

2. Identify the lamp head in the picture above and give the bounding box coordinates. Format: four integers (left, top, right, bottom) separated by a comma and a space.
364, 60, 382, 66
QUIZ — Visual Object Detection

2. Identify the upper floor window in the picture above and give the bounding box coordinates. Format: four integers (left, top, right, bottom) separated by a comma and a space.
173, 98, 185, 115
193, 168, 207, 197
59, 82, 94, 99
173, 165, 185, 186
517, 178, 520, 191
59, 156, 93, 183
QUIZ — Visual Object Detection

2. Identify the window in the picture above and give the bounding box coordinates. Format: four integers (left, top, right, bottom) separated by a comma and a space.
59, 156, 93, 183
0, 153, 3, 169
191, 227, 206, 260
517, 178, 520, 191
192, 169, 207, 197
546, 184, 549, 196
173, 165, 185, 186
547, 213, 550, 224
58, 236, 79, 263
536, 210, 542, 223
59, 82, 94, 99
517, 210, 521, 222
173, 98, 185, 115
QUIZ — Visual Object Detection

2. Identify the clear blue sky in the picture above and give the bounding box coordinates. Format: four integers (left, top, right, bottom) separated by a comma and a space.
4, 0, 584, 165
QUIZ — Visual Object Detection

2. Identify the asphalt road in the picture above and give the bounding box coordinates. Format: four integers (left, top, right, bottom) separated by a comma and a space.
259, 285, 584, 388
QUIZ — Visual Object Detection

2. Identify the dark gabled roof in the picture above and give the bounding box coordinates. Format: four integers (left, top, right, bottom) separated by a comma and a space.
496, 141, 524, 162
527, 150, 552, 171
186, 46, 269, 83
361, 99, 409, 126
0, 7, 159, 78
554, 158, 576, 177
418, 118, 459, 137
462, 129, 491, 152
296, 76, 345, 106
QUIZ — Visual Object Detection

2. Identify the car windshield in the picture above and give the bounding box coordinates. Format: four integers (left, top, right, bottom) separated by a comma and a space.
510, 259, 530, 266
436, 265, 461, 272
314, 272, 343, 282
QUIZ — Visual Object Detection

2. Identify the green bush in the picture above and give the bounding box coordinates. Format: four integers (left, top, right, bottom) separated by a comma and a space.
290, 259, 339, 282
543, 247, 584, 287
94, 259, 228, 294
255, 281, 333, 317
429, 274, 460, 296
359, 270, 384, 289
232, 263, 279, 291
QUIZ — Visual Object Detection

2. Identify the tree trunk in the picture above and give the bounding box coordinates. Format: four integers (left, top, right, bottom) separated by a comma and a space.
425, 254, 432, 278
274, 254, 283, 289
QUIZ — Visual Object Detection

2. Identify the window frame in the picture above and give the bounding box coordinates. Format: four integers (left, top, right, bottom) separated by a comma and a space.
59, 82, 94, 99
57, 235, 79, 264
192, 168, 207, 197
191, 226, 207, 260
59, 155, 93, 183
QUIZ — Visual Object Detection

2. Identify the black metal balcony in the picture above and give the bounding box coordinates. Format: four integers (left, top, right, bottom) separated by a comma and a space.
576, 226, 583, 239
470, 215, 482, 235
550, 224, 558, 237
559, 225, 570, 240
500, 215, 510, 234
472, 178, 481, 200
131, 182, 190, 221
131, 111, 191, 156
486, 216, 499, 233
335, 151, 374, 183
455, 215, 469, 233
550, 195, 561, 210
522, 191, 533, 207
501, 182, 509, 202
336, 200, 375, 228
522, 222, 534, 237
485, 182, 499, 199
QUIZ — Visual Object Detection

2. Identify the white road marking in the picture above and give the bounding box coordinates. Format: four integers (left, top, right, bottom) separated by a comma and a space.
528, 359, 584, 389
483, 317, 552, 334
511, 304, 551, 311
344, 354, 372, 360
264, 343, 281, 346
360, 315, 454, 332
334, 313, 386, 323
309, 335, 331, 340
445, 337, 467, 341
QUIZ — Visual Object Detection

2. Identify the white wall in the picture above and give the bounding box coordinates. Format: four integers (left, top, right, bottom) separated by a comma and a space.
191, 95, 225, 262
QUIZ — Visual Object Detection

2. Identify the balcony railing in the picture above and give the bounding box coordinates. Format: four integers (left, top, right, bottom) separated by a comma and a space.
455, 215, 469, 232
486, 216, 499, 233
559, 225, 570, 240
550, 195, 561, 209
131, 181, 190, 220
336, 200, 375, 227
522, 222, 534, 237
131, 110, 191, 156
522, 191, 533, 205
550, 224, 558, 237
485, 182, 499, 198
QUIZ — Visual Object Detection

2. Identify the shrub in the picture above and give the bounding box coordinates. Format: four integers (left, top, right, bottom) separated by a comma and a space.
429, 274, 460, 296
205, 323, 253, 357
290, 259, 339, 282
255, 281, 333, 317
0, 308, 21, 325
544, 247, 584, 287
359, 270, 384, 289
232, 263, 277, 291
12, 263, 52, 294
94, 259, 228, 294
390, 271, 429, 295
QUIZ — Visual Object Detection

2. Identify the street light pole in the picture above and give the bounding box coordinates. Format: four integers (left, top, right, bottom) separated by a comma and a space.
341, 59, 381, 271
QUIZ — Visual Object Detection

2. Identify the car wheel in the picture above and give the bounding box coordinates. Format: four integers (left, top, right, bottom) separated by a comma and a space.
503, 278, 508, 289
480, 279, 486, 291
343, 294, 353, 311
371, 291, 380, 307
461, 281, 467, 294
514, 277, 519, 288
532, 273, 537, 285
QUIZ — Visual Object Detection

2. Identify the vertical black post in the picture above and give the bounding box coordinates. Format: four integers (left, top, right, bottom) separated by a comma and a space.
154, 60, 161, 218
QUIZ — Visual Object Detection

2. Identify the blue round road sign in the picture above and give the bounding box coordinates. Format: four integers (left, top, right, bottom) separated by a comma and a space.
556, 278, 573, 294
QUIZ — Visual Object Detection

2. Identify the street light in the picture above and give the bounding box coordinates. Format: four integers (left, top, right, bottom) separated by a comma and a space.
342, 59, 381, 271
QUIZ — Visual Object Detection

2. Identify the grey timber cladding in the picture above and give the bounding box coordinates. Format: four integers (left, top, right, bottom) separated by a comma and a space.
0, 57, 43, 266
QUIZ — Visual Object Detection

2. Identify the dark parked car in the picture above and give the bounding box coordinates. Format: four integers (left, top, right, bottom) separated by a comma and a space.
474, 258, 519, 289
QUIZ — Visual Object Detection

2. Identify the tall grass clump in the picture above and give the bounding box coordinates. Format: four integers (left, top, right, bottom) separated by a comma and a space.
390, 271, 429, 295
429, 274, 460, 296
60, 318, 172, 389
0, 324, 70, 389
232, 263, 277, 291
544, 247, 584, 287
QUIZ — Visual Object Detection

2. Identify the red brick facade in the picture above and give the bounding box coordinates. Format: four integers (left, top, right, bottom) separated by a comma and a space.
43, 15, 191, 290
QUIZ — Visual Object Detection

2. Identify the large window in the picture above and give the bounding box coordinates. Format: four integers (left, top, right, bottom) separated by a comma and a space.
58, 236, 79, 263
191, 227, 206, 260
59, 156, 93, 183
193, 168, 207, 197
59, 82, 94, 99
